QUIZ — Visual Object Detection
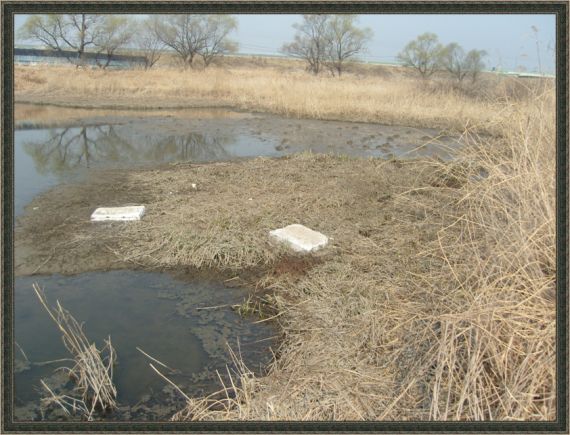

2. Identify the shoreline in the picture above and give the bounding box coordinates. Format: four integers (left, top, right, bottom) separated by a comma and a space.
14, 97, 459, 134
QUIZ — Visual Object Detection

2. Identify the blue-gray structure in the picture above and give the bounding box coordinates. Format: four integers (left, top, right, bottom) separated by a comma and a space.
14, 47, 147, 69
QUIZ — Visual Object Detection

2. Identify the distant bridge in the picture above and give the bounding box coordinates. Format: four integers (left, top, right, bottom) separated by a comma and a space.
14, 47, 147, 68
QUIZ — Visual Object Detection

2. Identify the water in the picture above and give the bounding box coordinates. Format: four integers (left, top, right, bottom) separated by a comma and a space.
14, 271, 276, 420
14, 107, 461, 215
14, 124, 276, 216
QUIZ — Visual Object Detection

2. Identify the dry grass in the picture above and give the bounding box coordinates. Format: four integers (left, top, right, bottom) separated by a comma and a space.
420, 90, 556, 420
162, 90, 555, 421
15, 62, 549, 134
33, 283, 117, 420
15, 60, 556, 421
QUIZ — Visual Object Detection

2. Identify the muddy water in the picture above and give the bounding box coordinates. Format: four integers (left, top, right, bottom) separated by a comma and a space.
14, 271, 276, 421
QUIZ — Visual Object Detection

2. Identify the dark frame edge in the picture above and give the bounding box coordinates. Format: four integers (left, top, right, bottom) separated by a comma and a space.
555, 2, 569, 434
1, 1, 568, 433
1, 2, 15, 434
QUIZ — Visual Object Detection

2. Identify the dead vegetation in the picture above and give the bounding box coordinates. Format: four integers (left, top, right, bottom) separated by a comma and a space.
14, 58, 556, 421
33, 283, 117, 420
15, 62, 550, 135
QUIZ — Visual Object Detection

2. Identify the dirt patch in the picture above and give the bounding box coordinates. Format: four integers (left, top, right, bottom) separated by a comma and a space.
271, 255, 323, 278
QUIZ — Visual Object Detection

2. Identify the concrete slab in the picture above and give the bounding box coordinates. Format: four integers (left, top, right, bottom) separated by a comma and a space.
269, 224, 328, 253
91, 206, 146, 222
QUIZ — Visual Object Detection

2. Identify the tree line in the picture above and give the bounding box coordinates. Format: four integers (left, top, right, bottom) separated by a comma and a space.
281, 15, 373, 76
279, 17, 487, 82
20, 14, 487, 82
19, 14, 238, 69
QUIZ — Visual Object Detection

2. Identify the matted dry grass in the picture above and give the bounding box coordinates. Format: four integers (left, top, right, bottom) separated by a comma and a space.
18, 152, 454, 419
168, 92, 556, 422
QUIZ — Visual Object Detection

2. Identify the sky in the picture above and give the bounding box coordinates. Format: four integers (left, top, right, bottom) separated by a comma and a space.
14, 13, 556, 74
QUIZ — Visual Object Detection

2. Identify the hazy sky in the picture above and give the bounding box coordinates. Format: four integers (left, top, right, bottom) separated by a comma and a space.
14, 13, 556, 73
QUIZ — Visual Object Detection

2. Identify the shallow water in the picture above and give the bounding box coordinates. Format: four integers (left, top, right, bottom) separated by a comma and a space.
14, 270, 276, 420
14, 105, 461, 215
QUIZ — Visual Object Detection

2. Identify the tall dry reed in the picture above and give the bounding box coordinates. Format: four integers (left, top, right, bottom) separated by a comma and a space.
33, 283, 117, 420
411, 86, 556, 420
164, 84, 556, 422
15, 64, 545, 134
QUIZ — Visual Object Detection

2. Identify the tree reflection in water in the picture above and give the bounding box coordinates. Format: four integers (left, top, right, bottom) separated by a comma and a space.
22, 125, 233, 177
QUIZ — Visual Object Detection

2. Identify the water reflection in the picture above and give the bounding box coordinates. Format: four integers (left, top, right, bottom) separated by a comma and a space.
150, 133, 230, 162
22, 126, 233, 176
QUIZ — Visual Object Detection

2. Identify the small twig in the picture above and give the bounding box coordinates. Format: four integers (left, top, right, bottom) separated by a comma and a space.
136, 347, 179, 374
15, 341, 30, 362
34, 358, 74, 367
40, 380, 72, 416
148, 363, 191, 402
30, 250, 56, 274
253, 311, 284, 324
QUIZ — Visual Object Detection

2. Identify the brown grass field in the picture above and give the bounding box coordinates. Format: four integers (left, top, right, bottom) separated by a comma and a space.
15, 58, 546, 133
14, 58, 556, 421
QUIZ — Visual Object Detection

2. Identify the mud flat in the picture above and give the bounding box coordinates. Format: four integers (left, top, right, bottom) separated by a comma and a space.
15, 103, 462, 161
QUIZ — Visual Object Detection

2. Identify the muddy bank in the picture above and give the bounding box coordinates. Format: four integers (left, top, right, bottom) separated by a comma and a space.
15, 95, 237, 113
15, 103, 255, 129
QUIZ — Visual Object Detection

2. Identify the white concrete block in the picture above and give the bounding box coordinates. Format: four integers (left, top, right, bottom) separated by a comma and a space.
269, 224, 328, 253
91, 206, 146, 222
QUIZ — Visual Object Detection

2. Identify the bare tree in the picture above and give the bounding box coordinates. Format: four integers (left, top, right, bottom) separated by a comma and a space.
153, 15, 205, 68
200, 15, 238, 67
282, 15, 331, 75
93, 16, 134, 69
463, 49, 487, 83
440, 43, 469, 82
135, 16, 165, 69
323, 15, 372, 76
397, 32, 444, 79
19, 14, 105, 66
441, 43, 487, 84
